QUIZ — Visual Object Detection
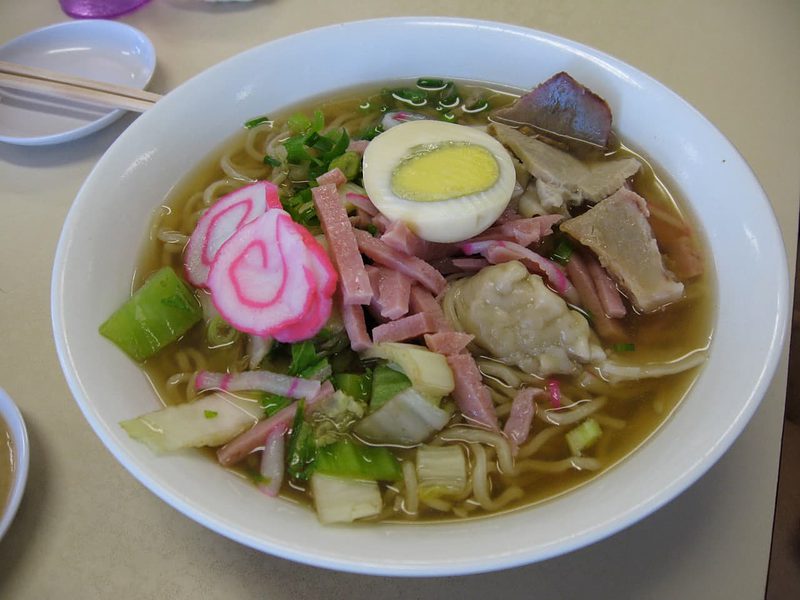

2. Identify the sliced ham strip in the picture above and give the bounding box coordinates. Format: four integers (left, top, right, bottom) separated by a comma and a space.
408, 286, 450, 331
446, 353, 499, 430
468, 214, 562, 247
316, 167, 347, 186
503, 388, 538, 455
337, 290, 372, 351
345, 192, 378, 216
347, 139, 370, 155
312, 184, 373, 305
583, 251, 626, 319
353, 228, 447, 295
424, 331, 474, 356
376, 267, 412, 320
216, 381, 334, 467
380, 220, 456, 262
565, 251, 627, 342
461, 239, 579, 305
372, 311, 440, 344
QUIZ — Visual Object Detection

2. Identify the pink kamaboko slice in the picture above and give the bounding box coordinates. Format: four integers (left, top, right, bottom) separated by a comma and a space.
207, 209, 316, 336
185, 181, 282, 287
271, 226, 338, 343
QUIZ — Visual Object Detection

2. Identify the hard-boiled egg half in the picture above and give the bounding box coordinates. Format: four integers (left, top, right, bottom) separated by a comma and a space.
362, 120, 515, 243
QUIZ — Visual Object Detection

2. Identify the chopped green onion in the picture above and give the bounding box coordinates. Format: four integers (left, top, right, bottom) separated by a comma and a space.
364, 224, 379, 237
263, 155, 281, 167
391, 87, 428, 106
416, 77, 447, 90
203, 410, 218, 419
437, 82, 460, 108
244, 115, 271, 129
283, 135, 312, 164
463, 99, 489, 114
207, 315, 237, 347
260, 393, 292, 417
287, 113, 312, 134
441, 112, 457, 123
329, 151, 361, 180
311, 109, 325, 132
551, 239, 574, 265
322, 129, 349, 162
358, 123, 384, 141
566, 418, 602, 456
612, 342, 636, 352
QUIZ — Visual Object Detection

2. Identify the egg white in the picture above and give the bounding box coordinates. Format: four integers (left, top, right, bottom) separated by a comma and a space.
362, 120, 516, 243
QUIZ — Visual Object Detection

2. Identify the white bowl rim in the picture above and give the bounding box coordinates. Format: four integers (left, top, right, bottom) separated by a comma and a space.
50, 16, 789, 576
0, 387, 30, 542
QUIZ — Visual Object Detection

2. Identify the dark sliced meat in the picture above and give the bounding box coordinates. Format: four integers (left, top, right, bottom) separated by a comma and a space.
493, 72, 613, 148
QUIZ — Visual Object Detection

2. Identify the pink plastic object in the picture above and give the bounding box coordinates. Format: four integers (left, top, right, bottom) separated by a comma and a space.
60, 0, 151, 19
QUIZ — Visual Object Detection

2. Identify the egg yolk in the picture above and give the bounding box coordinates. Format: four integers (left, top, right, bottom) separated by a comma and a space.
390, 141, 499, 202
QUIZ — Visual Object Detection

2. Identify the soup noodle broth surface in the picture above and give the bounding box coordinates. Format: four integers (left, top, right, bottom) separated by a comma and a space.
136, 80, 714, 522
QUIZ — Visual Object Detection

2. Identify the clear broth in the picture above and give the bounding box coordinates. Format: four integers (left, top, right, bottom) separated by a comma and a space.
134, 80, 715, 521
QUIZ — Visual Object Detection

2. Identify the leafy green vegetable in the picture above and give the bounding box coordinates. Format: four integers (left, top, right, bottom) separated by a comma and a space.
332, 371, 372, 403
288, 341, 318, 376
287, 401, 316, 481
260, 393, 292, 417
99, 267, 202, 362
315, 439, 401, 481
203, 410, 218, 419
370, 364, 412, 411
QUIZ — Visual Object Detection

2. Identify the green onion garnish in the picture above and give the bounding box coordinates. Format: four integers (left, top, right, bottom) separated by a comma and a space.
263, 155, 281, 167
244, 116, 270, 129
391, 88, 428, 106
463, 99, 489, 114
442, 112, 457, 123
612, 343, 636, 352
416, 77, 447, 91
204, 410, 218, 419
287, 113, 312, 134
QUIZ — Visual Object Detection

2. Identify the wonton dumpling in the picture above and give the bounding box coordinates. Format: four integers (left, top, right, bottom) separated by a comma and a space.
445, 261, 605, 377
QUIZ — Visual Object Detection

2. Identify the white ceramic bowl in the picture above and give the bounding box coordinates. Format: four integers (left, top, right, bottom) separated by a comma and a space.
51, 17, 788, 575
0, 388, 30, 542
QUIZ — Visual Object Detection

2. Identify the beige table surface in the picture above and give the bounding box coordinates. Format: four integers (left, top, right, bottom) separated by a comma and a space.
1, 1, 799, 598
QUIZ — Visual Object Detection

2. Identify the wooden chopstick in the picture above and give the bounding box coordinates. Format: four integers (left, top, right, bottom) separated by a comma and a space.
0, 60, 161, 113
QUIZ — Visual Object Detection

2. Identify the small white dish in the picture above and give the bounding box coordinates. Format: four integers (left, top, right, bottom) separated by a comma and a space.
0, 20, 156, 146
0, 388, 29, 542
